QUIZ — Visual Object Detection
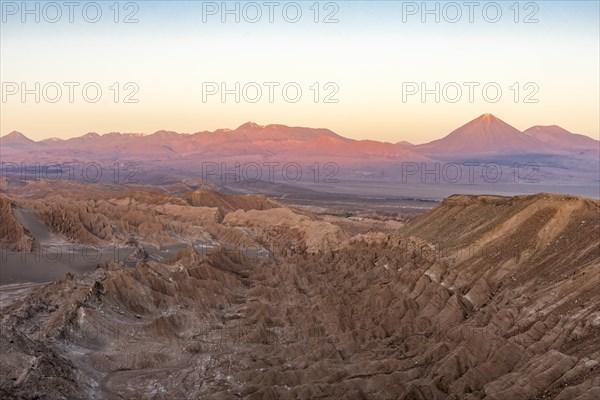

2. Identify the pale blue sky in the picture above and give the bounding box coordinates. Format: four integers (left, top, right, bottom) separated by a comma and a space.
1, 1, 599, 142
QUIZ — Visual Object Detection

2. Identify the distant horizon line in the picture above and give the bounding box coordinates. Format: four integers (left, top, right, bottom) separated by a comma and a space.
2, 113, 599, 145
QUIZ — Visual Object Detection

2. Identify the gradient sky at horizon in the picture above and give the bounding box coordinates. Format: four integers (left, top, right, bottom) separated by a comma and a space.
1, 0, 599, 143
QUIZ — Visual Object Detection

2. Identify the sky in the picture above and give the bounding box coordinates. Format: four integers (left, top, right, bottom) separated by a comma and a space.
1, 0, 599, 143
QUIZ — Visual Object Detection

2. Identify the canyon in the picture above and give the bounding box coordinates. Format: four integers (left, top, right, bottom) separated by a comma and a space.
0, 187, 598, 399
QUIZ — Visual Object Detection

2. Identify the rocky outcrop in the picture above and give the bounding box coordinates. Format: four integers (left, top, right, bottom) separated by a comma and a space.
0, 196, 33, 252
0, 192, 598, 399
184, 188, 282, 214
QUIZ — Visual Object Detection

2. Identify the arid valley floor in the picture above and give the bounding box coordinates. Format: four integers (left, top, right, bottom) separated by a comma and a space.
0, 181, 598, 399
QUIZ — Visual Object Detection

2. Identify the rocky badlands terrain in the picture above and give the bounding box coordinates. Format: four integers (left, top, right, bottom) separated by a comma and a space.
0, 187, 598, 399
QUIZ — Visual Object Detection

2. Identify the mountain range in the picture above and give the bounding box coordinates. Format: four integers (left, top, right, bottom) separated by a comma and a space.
1, 114, 598, 162
1, 114, 598, 197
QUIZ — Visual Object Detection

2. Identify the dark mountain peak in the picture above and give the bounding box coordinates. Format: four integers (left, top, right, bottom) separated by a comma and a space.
415, 114, 546, 155
480, 113, 498, 121
149, 130, 182, 137
524, 125, 570, 135
236, 122, 264, 130
2, 131, 32, 141
523, 125, 599, 149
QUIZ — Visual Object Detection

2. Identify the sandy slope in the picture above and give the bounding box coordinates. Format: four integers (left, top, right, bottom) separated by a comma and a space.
0, 191, 598, 399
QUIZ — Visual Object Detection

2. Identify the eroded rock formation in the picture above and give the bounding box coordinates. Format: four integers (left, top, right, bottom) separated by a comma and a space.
0, 192, 598, 399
